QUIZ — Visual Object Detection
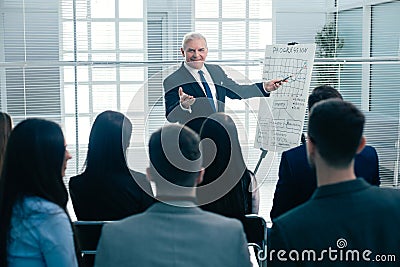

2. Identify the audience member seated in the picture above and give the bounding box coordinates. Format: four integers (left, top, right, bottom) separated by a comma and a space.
197, 112, 259, 219
270, 85, 380, 220
95, 124, 252, 267
268, 99, 400, 266
0, 118, 79, 267
69, 110, 154, 221
0, 112, 12, 172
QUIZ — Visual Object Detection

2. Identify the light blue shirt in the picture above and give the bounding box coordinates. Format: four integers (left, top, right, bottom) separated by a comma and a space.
7, 196, 78, 267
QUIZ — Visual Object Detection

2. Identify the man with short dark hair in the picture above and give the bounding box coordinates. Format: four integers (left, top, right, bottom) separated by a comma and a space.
95, 124, 252, 267
268, 99, 400, 266
270, 85, 380, 220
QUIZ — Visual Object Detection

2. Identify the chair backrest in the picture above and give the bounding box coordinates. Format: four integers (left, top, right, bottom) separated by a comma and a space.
73, 221, 108, 267
241, 214, 267, 265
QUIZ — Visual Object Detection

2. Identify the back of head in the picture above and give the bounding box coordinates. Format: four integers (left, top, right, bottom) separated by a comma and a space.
308, 85, 343, 110
0, 112, 12, 172
182, 32, 207, 49
0, 118, 67, 207
199, 113, 246, 183
198, 113, 248, 218
0, 118, 67, 265
148, 124, 202, 188
308, 99, 365, 167
0, 112, 12, 140
85, 110, 132, 175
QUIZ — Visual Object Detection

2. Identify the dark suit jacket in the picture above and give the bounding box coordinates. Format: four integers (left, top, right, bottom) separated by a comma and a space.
69, 169, 155, 221
163, 62, 269, 132
269, 179, 400, 267
270, 144, 380, 220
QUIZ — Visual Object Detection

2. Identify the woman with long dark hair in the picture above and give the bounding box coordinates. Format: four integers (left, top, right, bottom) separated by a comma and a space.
69, 110, 154, 221
0, 118, 78, 267
0, 112, 12, 172
197, 113, 259, 219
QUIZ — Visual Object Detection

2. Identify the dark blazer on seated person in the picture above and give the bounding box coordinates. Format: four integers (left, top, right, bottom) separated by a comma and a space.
270, 144, 380, 220
268, 179, 400, 267
69, 170, 155, 221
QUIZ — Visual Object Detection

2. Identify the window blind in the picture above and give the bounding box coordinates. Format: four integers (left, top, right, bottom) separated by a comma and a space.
271, 0, 400, 221
1, 0, 398, 222
0, 0, 273, 220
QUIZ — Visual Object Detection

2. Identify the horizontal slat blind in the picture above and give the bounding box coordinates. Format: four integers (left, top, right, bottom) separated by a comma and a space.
369, 1, 400, 186
272, 0, 399, 222
1, 0, 399, 222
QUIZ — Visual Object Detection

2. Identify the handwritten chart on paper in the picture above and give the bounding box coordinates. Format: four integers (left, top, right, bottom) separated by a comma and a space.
255, 44, 316, 152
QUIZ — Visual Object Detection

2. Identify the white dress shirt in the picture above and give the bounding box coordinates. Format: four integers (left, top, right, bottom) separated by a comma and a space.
183, 62, 218, 111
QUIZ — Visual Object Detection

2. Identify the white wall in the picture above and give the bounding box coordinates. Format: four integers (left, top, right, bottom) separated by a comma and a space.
273, 0, 329, 45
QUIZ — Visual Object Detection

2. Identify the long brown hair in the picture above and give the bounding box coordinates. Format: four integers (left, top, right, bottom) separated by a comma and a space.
0, 118, 82, 266
198, 113, 252, 218
0, 112, 12, 173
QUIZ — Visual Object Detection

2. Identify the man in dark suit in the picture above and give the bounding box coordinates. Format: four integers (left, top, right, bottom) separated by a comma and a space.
270, 85, 380, 220
95, 124, 252, 267
163, 32, 282, 133
268, 99, 400, 266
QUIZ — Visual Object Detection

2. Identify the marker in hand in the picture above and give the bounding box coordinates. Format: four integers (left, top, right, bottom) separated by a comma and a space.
275, 75, 292, 84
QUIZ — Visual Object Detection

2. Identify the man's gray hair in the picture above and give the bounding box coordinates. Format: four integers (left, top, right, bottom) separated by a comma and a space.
181, 32, 208, 49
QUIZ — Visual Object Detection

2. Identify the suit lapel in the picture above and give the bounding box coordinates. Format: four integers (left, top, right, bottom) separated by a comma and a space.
205, 64, 225, 111
178, 63, 207, 98
179, 63, 226, 112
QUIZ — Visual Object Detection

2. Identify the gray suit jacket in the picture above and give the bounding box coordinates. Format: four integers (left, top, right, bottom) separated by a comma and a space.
95, 201, 252, 267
